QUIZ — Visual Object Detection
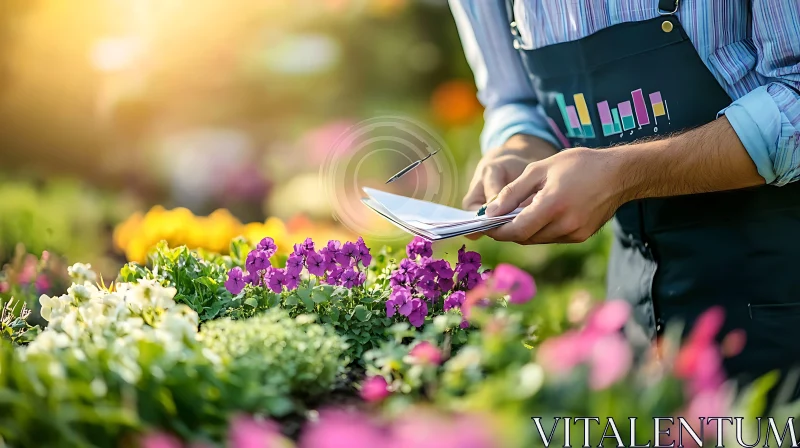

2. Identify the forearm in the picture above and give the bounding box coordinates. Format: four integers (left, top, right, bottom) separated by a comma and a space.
609, 117, 765, 203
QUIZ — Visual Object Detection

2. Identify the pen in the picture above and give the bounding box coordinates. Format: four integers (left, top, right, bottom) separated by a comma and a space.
385, 149, 439, 184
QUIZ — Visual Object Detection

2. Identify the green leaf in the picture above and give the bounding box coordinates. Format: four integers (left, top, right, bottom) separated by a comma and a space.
284, 294, 300, 306
244, 297, 258, 308
354, 305, 369, 322
311, 288, 329, 304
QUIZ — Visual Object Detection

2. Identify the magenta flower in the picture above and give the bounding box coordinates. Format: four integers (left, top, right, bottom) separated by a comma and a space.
293, 238, 315, 258
256, 237, 278, 258
340, 268, 359, 288
0, 282, 7, 294
444, 291, 466, 311
409, 341, 443, 365
285, 254, 304, 275
306, 251, 327, 277
337, 241, 359, 266
386, 286, 411, 318
285, 269, 301, 290
489, 264, 536, 304
585, 300, 630, 335
406, 236, 433, 259
360, 376, 391, 402
588, 332, 632, 390
407, 299, 428, 327
299, 410, 389, 448
457, 245, 481, 269
390, 412, 498, 448
228, 415, 284, 448
325, 266, 344, 286
225, 267, 246, 295
140, 432, 183, 448
320, 240, 341, 263
252, 250, 270, 270
265, 267, 287, 293
356, 237, 373, 267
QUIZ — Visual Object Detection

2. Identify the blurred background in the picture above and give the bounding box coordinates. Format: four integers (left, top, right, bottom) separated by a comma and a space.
0, 0, 610, 301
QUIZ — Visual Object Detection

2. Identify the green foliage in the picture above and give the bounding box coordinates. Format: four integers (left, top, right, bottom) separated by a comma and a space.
200, 309, 350, 416
0, 178, 135, 265
119, 239, 250, 322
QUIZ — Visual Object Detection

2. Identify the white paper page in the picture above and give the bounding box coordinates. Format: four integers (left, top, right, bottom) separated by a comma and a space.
361, 196, 514, 240
362, 187, 519, 227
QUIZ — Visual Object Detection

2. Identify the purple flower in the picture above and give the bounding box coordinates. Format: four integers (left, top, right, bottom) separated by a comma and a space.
460, 320, 470, 329
406, 236, 433, 260
432, 259, 454, 279
356, 237, 372, 267
420, 258, 439, 278
245, 252, 259, 273
256, 237, 278, 257
444, 290, 466, 311
225, 267, 246, 295
320, 240, 341, 263
285, 269, 301, 291
306, 251, 327, 277
357, 272, 367, 286
325, 266, 344, 286
244, 270, 261, 286
464, 270, 482, 290
337, 242, 359, 265
389, 271, 407, 288
407, 299, 428, 327
266, 267, 287, 293
386, 286, 411, 318
286, 254, 304, 275
251, 250, 270, 270
340, 268, 359, 288
418, 278, 439, 300
439, 277, 455, 292
293, 237, 315, 258
457, 245, 482, 269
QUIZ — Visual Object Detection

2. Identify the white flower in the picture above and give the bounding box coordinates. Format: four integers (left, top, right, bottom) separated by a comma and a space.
518, 363, 545, 397
39, 294, 71, 322
67, 263, 97, 284
67, 284, 99, 303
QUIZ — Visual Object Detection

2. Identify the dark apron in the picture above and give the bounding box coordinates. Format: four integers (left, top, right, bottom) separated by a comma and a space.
504, 0, 800, 395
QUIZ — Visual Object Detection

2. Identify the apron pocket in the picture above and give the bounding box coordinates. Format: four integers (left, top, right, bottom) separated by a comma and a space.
748, 302, 800, 319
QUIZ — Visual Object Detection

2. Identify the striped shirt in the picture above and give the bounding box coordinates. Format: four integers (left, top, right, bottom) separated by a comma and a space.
449, 0, 800, 186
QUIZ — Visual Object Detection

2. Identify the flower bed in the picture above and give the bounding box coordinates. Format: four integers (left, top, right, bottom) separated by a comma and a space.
0, 235, 793, 447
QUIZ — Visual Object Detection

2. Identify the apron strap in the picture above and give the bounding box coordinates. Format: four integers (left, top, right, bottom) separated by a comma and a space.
658, 0, 680, 15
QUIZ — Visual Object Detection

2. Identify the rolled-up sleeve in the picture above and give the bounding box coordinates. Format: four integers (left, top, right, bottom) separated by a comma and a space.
720, 1, 800, 186
449, 0, 560, 153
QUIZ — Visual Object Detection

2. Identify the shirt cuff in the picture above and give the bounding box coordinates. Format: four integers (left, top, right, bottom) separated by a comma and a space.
480, 102, 562, 154
719, 86, 781, 184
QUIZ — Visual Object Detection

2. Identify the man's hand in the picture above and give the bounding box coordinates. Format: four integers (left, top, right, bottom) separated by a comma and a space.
462, 134, 558, 211
483, 148, 625, 244
482, 117, 765, 245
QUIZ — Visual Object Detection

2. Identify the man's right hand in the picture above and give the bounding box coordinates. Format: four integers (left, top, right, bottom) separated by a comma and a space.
462, 134, 559, 211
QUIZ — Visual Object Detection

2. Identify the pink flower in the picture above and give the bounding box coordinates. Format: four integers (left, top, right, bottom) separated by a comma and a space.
389, 411, 498, 448
408, 341, 443, 366
140, 432, 183, 448
488, 264, 536, 304
228, 415, 285, 448
360, 376, 391, 402
0, 282, 8, 294
584, 300, 630, 335
299, 410, 388, 448
588, 333, 632, 390
536, 330, 588, 374
688, 306, 725, 346
721, 329, 746, 358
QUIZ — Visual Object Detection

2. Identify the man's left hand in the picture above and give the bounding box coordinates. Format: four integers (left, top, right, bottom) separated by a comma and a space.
482, 147, 626, 244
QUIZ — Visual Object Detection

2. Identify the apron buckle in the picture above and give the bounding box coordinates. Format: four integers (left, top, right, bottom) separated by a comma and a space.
658, 0, 679, 15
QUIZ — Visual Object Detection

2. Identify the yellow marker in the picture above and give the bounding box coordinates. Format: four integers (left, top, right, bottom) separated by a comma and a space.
652, 103, 666, 116
574, 93, 592, 125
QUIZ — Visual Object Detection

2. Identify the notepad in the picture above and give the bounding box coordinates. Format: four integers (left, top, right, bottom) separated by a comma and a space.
361, 187, 521, 241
